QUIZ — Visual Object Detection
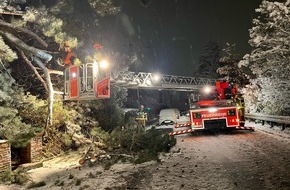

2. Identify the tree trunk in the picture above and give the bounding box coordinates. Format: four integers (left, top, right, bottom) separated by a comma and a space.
47, 71, 54, 126
33, 57, 54, 126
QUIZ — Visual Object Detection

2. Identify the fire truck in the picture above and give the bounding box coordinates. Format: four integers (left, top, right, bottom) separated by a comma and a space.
170, 81, 254, 136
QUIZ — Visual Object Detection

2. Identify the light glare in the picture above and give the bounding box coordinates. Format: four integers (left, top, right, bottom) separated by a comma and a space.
208, 108, 218, 112
204, 86, 211, 94
72, 72, 77, 78
100, 60, 108, 69
145, 79, 152, 86
153, 73, 161, 82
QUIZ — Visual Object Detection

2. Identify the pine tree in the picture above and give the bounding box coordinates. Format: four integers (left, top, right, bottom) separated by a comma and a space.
0, 0, 121, 126
218, 43, 249, 86
239, 0, 290, 114
0, 67, 40, 147
195, 41, 221, 78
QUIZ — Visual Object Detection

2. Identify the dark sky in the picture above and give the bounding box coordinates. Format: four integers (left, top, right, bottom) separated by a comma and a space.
100, 0, 262, 76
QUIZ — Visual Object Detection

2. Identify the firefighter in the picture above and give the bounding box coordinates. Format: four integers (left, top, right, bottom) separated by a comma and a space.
59, 41, 80, 67
136, 105, 148, 128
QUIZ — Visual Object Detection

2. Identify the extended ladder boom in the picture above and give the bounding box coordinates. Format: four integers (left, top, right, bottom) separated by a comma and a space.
111, 72, 216, 91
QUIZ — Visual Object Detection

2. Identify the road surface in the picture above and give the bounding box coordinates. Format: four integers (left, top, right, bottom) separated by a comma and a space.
126, 128, 290, 190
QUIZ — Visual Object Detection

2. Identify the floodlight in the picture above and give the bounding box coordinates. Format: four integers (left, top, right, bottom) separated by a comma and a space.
100, 60, 109, 69
203, 86, 211, 94
153, 73, 161, 82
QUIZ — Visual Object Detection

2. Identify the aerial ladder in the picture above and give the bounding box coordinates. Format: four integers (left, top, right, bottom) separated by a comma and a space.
64, 64, 216, 101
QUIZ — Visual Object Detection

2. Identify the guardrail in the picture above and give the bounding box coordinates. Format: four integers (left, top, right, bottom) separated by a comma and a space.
245, 113, 290, 130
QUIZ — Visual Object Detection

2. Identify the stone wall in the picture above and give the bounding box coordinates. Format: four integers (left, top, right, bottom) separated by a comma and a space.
19, 136, 43, 164
30, 136, 43, 162
0, 140, 11, 175
0, 137, 43, 175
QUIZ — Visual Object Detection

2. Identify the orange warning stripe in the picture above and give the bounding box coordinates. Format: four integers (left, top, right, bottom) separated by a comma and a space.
235, 126, 255, 131
175, 123, 191, 128
169, 129, 193, 136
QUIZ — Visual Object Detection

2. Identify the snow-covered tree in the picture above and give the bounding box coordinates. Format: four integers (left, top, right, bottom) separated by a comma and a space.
239, 0, 290, 114
195, 41, 221, 78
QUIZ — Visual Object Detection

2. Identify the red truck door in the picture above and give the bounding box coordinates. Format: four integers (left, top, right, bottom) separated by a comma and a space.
69, 66, 79, 99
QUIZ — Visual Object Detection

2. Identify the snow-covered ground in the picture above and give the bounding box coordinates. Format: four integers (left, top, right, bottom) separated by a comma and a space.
246, 121, 290, 143
1, 119, 290, 190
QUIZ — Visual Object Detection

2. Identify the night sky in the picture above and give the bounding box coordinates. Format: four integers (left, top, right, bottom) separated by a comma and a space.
99, 0, 262, 76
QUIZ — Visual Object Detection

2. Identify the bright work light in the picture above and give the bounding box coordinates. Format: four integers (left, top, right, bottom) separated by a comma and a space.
100, 60, 109, 69
203, 86, 211, 94
153, 73, 161, 82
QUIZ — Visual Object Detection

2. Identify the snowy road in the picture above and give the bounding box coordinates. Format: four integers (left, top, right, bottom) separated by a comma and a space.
130, 125, 290, 190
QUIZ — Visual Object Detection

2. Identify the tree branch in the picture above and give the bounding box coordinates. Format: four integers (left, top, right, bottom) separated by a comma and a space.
19, 50, 48, 92
48, 69, 64, 76
0, 30, 52, 62
33, 56, 54, 126
54, 91, 64, 95
0, 11, 24, 16
0, 19, 48, 47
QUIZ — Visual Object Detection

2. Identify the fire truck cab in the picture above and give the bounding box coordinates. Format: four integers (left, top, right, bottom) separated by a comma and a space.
64, 62, 110, 100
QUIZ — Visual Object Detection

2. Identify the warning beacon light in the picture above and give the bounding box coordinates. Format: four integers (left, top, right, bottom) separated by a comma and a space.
64, 61, 110, 100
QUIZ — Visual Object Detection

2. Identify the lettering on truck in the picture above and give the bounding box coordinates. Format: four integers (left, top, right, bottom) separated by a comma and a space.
201, 112, 227, 118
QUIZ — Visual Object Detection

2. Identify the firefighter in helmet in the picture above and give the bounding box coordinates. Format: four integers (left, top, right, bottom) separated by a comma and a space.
59, 41, 81, 67
136, 105, 148, 128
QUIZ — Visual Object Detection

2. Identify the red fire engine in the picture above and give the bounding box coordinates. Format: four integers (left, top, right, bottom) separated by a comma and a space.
64, 62, 110, 100
170, 81, 254, 136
